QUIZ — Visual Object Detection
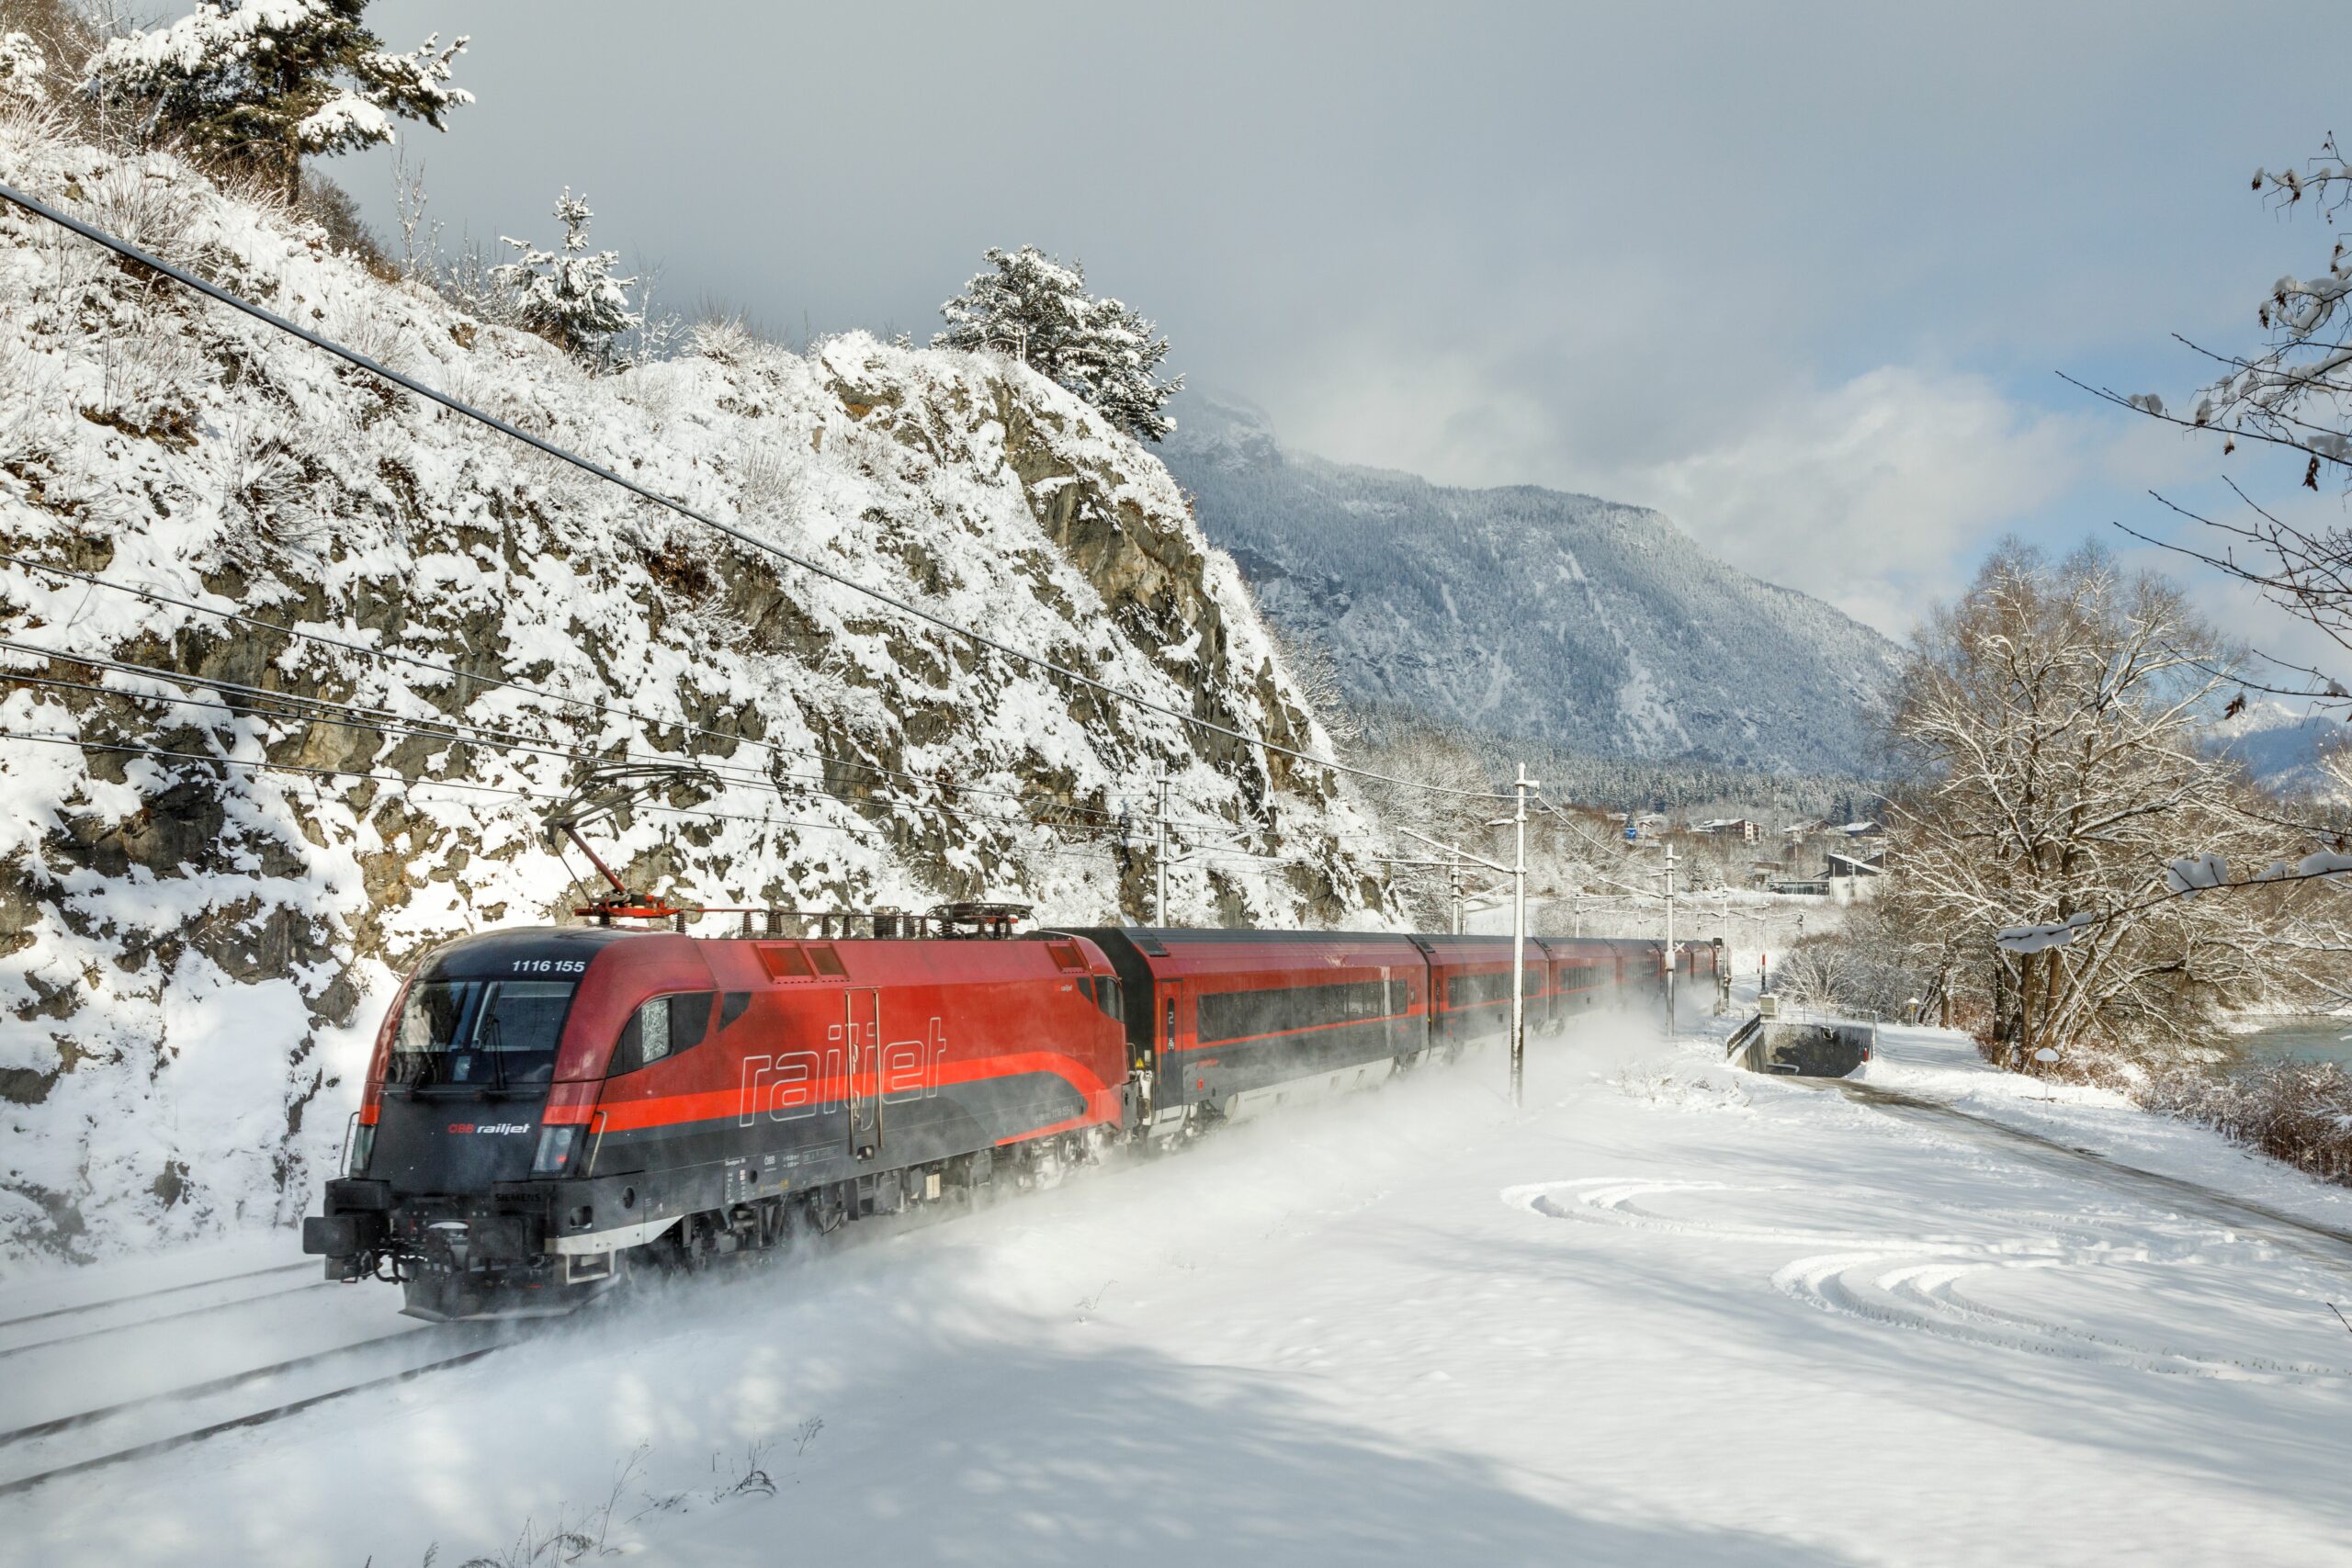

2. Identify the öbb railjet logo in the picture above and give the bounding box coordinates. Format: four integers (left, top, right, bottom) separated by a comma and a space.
445, 1122, 535, 1134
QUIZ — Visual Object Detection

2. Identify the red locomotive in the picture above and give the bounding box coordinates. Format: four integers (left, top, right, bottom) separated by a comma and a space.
304, 912, 1714, 1320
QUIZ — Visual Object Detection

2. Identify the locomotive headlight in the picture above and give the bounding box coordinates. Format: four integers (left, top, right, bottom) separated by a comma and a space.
532, 1123, 585, 1177
346, 1122, 376, 1176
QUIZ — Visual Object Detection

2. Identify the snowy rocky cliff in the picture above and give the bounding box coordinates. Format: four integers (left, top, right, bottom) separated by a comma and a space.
0, 124, 1392, 1258
1161, 393, 1905, 777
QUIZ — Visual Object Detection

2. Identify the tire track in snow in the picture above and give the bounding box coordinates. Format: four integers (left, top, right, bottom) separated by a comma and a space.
1507, 1176, 2352, 1382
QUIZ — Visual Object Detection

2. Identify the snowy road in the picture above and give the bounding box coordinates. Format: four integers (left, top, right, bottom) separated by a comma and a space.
5, 1018, 2351, 1565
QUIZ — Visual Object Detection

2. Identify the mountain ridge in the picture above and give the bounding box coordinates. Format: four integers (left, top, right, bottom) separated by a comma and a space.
1161, 392, 1905, 777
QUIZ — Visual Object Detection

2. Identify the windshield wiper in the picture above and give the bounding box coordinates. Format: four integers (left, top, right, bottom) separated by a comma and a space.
482, 1013, 507, 1092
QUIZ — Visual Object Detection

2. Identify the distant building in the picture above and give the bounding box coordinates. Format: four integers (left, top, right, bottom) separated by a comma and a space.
1691, 818, 1762, 842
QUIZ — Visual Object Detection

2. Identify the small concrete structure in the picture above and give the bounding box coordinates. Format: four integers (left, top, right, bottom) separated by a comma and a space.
1725, 1008, 1877, 1077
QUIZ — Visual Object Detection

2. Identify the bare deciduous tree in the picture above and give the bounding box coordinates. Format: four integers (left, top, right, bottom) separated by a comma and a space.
1884, 541, 2306, 1064
1263, 619, 1360, 746
2080, 132, 2352, 706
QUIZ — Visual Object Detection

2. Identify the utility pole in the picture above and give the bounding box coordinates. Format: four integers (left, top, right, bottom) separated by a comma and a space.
1662, 839, 1679, 1032
1449, 851, 1464, 935
1718, 891, 1732, 1015
1154, 777, 1170, 926
1510, 764, 1537, 1108
1394, 767, 1538, 1111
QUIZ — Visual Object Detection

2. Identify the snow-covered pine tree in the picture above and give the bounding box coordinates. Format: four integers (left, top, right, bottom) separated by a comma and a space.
80, 1, 467, 204
1069, 294, 1182, 444
935, 245, 1182, 442
0, 30, 46, 106
938, 246, 1091, 368
490, 188, 641, 367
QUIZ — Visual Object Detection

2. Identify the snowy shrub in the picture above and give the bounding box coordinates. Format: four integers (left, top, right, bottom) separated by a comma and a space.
1772, 919, 1923, 1020
297, 167, 385, 264
1264, 619, 1361, 745
81, 0, 469, 204
1613, 1059, 1751, 1111
0, 28, 44, 105
2138, 1057, 2352, 1187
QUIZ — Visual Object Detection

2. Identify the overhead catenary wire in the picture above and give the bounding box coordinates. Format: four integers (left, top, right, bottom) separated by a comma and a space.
0, 550, 1200, 830
0, 727, 1194, 873
0, 620, 1364, 882
0, 177, 1509, 805
0, 658, 1179, 848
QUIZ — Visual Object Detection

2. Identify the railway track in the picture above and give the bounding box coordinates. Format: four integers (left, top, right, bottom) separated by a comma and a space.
0, 1049, 1470, 1499
0, 1180, 1046, 1496
0, 1276, 334, 1360
0, 1247, 516, 1498
0, 1260, 314, 1336
0, 1192, 1018, 1498
0, 1333, 503, 1498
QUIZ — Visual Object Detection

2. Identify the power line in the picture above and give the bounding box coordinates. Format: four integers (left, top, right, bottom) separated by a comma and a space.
0, 657, 1152, 846
0, 176, 1507, 805
0, 728, 1160, 872
0, 549, 1178, 829
1, 637, 1360, 882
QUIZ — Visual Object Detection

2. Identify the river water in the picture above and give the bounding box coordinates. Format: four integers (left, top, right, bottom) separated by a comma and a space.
2231, 1017, 2352, 1072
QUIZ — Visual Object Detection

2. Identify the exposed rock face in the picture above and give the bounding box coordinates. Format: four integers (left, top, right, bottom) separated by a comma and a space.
0, 127, 1391, 1258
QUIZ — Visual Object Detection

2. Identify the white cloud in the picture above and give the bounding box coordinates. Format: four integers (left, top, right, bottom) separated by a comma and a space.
1272, 353, 2154, 639
1598, 367, 2101, 636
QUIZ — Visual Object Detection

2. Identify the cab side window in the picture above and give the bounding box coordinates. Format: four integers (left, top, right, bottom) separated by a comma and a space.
610, 990, 716, 1076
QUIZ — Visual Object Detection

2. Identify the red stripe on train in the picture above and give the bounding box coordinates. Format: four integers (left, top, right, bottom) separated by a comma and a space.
584, 1052, 1116, 1134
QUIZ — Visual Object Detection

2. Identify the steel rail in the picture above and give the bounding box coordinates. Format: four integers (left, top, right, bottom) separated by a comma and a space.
0, 1261, 311, 1335
0, 1344, 503, 1499
0, 1280, 332, 1360
0, 1327, 447, 1448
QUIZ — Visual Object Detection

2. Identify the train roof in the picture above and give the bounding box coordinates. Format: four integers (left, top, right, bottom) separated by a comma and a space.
413, 925, 647, 980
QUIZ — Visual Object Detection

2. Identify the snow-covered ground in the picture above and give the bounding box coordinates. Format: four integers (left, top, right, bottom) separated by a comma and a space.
6, 1011, 2351, 1566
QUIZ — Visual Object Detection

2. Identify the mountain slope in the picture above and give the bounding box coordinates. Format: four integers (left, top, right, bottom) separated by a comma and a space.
0, 127, 1390, 1257
1161, 394, 1905, 776
2209, 699, 2345, 797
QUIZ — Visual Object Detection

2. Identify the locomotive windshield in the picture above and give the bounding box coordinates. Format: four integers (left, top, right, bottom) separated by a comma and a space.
386, 979, 576, 1089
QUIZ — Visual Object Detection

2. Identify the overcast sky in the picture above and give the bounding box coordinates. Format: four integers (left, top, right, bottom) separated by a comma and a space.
351, 0, 2343, 656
